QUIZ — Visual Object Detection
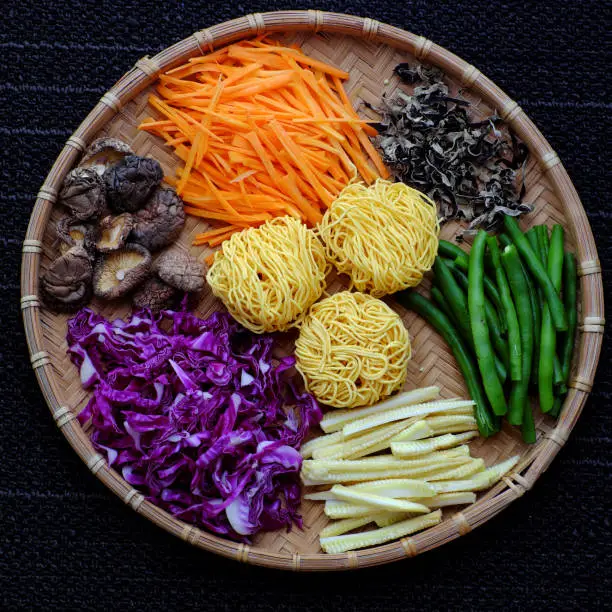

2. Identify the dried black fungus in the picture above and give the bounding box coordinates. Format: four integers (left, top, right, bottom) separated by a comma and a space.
96, 213, 134, 252
40, 246, 93, 312
155, 250, 205, 293
93, 243, 152, 299
59, 167, 106, 221
130, 187, 186, 251
104, 155, 163, 213
79, 137, 134, 176
375, 63, 530, 235
132, 276, 179, 312
56, 216, 97, 256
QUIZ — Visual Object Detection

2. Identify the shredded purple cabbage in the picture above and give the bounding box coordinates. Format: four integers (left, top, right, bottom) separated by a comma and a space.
67, 307, 321, 540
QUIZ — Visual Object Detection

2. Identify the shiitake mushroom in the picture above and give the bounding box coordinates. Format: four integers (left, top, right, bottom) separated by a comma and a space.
59, 167, 106, 221
96, 213, 134, 252
132, 277, 179, 312
40, 246, 93, 312
79, 137, 134, 176
104, 155, 163, 213
154, 250, 205, 293
56, 216, 97, 256
130, 187, 185, 252
93, 243, 152, 299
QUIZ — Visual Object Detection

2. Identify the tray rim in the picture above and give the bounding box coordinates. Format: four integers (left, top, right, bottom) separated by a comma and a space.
20, 10, 605, 571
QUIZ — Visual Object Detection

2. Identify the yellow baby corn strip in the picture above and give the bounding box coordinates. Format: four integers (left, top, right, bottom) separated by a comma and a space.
300, 430, 344, 458
438, 405, 475, 417
391, 431, 478, 458
373, 493, 477, 527
320, 386, 440, 433
351, 478, 435, 498
303, 450, 473, 478
320, 516, 378, 538
301, 459, 471, 485
308, 457, 421, 473
320, 510, 442, 553
343, 399, 475, 438
331, 485, 431, 513
425, 415, 478, 434
304, 490, 340, 501
432, 455, 519, 493
424, 458, 485, 481
484, 455, 520, 482
313, 418, 415, 460
324, 500, 373, 519
373, 513, 411, 528
389, 420, 434, 443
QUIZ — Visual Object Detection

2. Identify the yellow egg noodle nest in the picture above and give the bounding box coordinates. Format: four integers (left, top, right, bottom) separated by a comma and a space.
295, 291, 411, 409
206, 216, 330, 333
318, 179, 440, 297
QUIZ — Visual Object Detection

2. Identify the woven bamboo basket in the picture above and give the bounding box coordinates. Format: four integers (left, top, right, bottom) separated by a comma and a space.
21, 11, 604, 571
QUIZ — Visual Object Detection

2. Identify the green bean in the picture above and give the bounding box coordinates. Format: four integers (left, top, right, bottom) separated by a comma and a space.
502, 245, 534, 426
488, 237, 522, 382
447, 263, 508, 380
539, 225, 565, 413
445, 258, 502, 323
560, 252, 577, 382
438, 240, 504, 315
525, 229, 542, 383
438, 240, 470, 271
550, 397, 563, 419
521, 399, 537, 443
526, 227, 540, 261
503, 216, 567, 331
397, 290, 499, 437
468, 231, 508, 416
553, 360, 565, 388
498, 233, 512, 248
438, 259, 508, 382
536, 225, 550, 264
535, 229, 565, 389
433, 258, 472, 341
431, 285, 458, 325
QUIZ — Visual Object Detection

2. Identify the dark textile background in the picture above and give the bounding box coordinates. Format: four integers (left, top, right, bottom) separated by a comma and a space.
1, 1, 610, 610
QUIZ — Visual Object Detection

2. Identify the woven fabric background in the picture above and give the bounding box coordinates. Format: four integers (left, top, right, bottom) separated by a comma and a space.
1, 1, 610, 609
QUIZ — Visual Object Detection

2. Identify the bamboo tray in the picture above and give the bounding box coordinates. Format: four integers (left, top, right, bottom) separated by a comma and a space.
21, 11, 604, 571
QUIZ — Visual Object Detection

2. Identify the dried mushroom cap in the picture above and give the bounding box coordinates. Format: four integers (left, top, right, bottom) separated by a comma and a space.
59, 167, 106, 221
40, 246, 93, 312
56, 216, 97, 256
130, 187, 186, 251
104, 155, 163, 213
93, 243, 151, 299
132, 277, 178, 312
79, 137, 134, 176
96, 213, 134, 252
155, 250, 205, 292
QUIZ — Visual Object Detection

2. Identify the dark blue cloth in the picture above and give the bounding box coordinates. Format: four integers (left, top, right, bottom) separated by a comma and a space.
1, 1, 610, 610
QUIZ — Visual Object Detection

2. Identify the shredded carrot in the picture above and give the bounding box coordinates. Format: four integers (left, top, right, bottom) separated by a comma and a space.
138, 38, 387, 244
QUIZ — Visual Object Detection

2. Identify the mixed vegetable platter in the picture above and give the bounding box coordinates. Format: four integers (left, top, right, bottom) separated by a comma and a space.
40, 37, 577, 553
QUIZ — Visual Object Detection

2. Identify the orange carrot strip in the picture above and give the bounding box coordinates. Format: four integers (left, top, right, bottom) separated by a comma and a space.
222, 72, 295, 99
270, 120, 333, 207
168, 47, 229, 71
292, 117, 376, 126
276, 174, 322, 225
239, 46, 350, 79
331, 75, 378, 137
355, 129, 390, 179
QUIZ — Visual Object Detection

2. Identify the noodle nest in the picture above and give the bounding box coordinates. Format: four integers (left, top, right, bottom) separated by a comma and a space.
206, 217, 329, 333
318, 179, 440, 297
295, 291, 411, 408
